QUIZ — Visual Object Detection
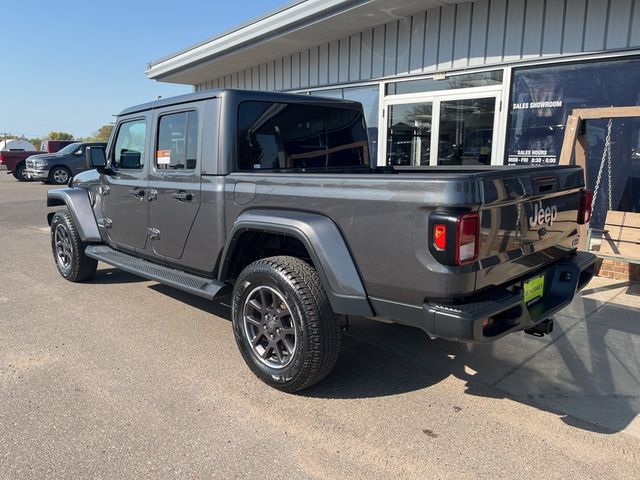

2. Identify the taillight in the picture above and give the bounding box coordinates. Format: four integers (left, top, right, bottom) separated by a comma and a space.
429, 211, 480, 265
578, 190, 593, 225
0, 152, 4, 164
456, 213, 479, 265
433, 224, 446, 250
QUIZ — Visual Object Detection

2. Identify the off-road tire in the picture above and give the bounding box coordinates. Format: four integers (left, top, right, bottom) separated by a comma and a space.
50, 210, 97, 282
49, 166, 71, 185
232, 256, 341, 392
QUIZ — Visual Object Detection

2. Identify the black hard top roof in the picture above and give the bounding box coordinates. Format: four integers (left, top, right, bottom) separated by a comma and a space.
118, 89, 361, 116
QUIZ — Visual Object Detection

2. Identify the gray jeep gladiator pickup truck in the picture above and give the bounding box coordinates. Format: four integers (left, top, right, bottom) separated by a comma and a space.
46, 89, 596, 392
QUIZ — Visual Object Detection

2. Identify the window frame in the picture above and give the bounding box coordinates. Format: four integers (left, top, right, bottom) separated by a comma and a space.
154, 109, 199, 172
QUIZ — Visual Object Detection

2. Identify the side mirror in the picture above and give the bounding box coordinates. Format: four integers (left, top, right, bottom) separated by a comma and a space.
86, 146, 107, 169
74, 149, 83, 156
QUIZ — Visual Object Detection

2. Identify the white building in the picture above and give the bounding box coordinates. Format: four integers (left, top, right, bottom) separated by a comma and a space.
147, 0, 640, 221
0, 139, 36, 151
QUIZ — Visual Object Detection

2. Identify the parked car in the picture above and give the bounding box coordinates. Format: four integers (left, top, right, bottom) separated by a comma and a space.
1, 139, 40, 181
25, 142, 107, 184
1, 139, 79, 181
46, 89, 596, 392
0, 150, 40, 181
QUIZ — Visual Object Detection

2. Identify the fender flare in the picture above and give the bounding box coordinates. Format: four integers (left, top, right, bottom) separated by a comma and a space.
47, 188, 101, 242
220, 209, 373, 317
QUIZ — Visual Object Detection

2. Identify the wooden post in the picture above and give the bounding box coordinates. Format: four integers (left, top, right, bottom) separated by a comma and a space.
558, 114, 579, 166
574, 133, 589, 182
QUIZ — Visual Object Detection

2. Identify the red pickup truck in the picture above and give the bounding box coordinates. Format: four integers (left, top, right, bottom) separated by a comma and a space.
0, 150, 39, 180
1, 140, 76, 181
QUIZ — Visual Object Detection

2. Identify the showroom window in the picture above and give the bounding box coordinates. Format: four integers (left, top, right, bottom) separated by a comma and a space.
506, 57, 640, 228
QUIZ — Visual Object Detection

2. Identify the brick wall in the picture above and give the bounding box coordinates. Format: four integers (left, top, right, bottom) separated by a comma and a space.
595, 258, 640, 281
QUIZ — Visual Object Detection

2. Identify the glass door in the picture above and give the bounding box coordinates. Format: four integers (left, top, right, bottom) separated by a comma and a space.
384, 92, 500, 166
386, 102, 433, 166
437, 97, 496, 166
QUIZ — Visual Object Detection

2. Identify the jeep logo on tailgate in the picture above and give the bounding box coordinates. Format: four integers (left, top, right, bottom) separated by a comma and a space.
528, 201, 558, 228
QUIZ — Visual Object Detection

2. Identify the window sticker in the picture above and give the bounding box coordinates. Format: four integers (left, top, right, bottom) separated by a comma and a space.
157, 149, 171, 165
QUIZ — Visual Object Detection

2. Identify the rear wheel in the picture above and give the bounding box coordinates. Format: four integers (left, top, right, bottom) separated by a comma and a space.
232, 256, 341, 392
50, 210, 97, 282
50, 166, 71, 185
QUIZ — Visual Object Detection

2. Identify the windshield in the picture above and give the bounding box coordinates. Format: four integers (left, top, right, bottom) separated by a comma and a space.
56, 142, 81, 155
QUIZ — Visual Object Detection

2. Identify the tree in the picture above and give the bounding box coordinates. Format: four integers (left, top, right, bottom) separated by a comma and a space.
93, 124, 114, 141
28, 138, 42, 150
47, 131, 74, 140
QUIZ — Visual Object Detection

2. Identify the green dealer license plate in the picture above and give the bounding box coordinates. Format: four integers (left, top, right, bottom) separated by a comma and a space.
523, 274, 545, 307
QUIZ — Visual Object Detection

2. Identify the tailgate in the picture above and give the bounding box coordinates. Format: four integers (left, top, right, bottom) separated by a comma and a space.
475, 166, 585, 292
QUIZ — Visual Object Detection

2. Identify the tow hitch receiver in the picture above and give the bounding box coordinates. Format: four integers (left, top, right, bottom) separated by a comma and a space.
525, 319, 554, 337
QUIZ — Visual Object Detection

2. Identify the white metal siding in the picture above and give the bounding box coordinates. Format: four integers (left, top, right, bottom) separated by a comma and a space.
195, 0, 640, 92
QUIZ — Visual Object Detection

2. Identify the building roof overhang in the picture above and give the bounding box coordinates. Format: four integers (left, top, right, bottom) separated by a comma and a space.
146, 0, 471, 85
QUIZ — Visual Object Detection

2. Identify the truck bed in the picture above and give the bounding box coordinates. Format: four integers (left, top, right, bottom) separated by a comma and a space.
223, 164, 585, 306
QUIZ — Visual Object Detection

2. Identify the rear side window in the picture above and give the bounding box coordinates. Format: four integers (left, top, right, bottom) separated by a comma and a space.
237, 101, 369, 172
156, 110, 198, 170
113, 119, 147, 170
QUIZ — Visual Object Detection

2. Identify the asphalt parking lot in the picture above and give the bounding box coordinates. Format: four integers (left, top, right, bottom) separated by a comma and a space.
1, 173, 639, 479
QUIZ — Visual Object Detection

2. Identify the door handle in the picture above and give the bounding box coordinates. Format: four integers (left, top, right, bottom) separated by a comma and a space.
146, 189, 158, 201
129, 188, 146, 202
171, 191, 193, 202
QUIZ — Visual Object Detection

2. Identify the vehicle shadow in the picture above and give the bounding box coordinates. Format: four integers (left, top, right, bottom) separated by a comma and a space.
579, 280, 629, 296
88, 268, 148, 284
149, 284, 234, 320
147, 281, 640, 434
303, 294, 640, 434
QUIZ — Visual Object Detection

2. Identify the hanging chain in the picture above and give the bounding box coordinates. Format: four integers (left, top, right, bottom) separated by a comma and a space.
616, 211, 627, 244
591, 118, 613, 214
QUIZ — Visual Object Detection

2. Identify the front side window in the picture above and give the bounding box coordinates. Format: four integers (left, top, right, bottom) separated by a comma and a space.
113, 119, 147, 169
156, 111, 198, 170
56, 142, 82, 156
237, 101, 369, 172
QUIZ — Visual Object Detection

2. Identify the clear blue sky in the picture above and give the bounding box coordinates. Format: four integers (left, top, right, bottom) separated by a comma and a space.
1, 0, 286, 139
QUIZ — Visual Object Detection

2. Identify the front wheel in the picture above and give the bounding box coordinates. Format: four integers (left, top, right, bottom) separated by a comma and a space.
14, 162, 29, 181
232, 256, 341, 392
50, 210, 97, 282
49, 166, 71, 185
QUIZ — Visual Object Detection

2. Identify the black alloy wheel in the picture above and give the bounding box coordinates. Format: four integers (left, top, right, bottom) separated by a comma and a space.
232, 256, 341, 392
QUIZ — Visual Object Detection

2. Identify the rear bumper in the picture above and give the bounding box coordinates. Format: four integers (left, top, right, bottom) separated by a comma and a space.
423, 251, 597, 342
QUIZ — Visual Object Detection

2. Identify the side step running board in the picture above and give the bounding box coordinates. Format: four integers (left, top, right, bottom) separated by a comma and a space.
85, 245, 225, 300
